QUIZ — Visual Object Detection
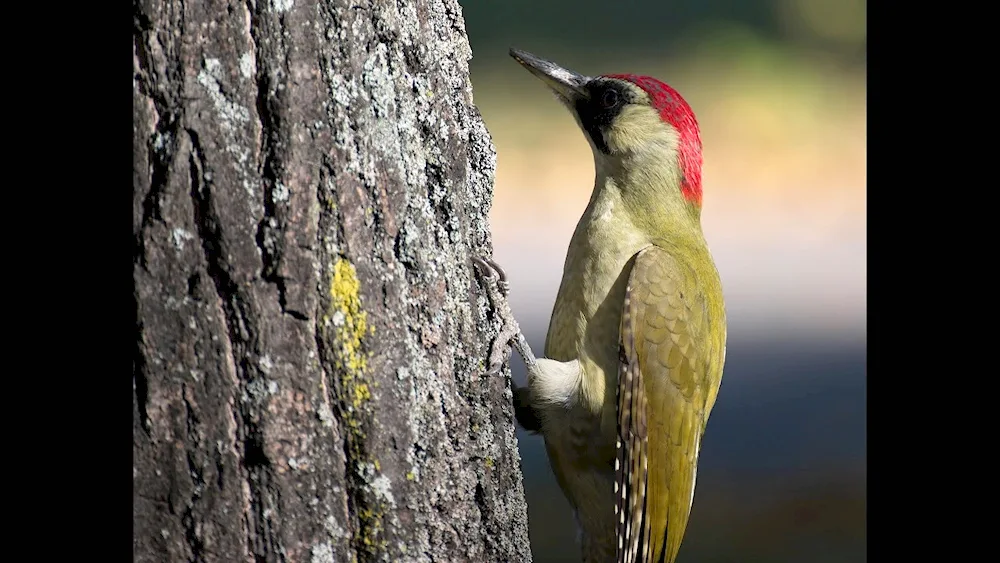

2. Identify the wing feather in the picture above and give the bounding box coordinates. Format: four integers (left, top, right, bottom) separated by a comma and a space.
616, 280, 649, 563
616, 245, 726, 563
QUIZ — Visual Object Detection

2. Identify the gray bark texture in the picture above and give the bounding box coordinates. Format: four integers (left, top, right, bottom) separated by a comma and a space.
133, 1, 531, 562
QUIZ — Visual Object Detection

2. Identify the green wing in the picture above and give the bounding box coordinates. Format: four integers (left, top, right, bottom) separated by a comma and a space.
615, 245, 726, 563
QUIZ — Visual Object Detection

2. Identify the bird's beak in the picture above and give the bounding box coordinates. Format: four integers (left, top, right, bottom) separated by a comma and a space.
510, 48, 590, 103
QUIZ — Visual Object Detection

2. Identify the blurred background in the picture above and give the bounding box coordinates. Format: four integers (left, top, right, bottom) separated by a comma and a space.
463, 1, 866, 562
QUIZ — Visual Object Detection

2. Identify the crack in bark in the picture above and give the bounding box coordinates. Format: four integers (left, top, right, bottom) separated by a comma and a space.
134, 13, 181, 270
137, 115, 181, 267
245, 0, 308, 323
134, 301, 152, 437
182, 384, 208, 562
214, 441, 227, 492
187, 128, 282, 562
249, 8, 284, 301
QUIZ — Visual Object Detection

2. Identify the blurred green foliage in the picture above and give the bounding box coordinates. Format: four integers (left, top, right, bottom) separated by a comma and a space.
464, 0, 865, 71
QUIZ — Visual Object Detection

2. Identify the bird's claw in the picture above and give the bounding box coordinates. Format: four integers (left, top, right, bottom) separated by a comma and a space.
471, 256, 510, 296
472, 255, 518, 375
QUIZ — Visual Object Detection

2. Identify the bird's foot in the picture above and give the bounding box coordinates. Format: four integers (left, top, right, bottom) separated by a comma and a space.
474, 256, 511, 296
472, 256, 536, 375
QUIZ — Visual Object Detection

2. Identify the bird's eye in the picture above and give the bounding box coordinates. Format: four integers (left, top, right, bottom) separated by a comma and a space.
601, 89, 619, 109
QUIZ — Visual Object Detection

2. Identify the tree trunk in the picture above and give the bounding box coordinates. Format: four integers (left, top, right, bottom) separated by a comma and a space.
133, 1, 530, 561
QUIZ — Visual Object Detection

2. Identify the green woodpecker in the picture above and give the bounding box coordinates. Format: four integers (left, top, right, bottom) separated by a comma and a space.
474, 48, 727, 563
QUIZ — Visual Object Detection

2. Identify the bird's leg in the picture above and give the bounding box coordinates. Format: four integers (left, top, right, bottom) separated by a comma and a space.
473, 256, 543, 432
471, 256, 537, 374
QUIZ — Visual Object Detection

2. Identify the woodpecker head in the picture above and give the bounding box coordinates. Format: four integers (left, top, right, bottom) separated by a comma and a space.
510, 48, 704, 210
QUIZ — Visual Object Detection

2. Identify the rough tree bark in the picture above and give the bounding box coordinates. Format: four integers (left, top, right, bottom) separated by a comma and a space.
133, 1, 530, 561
